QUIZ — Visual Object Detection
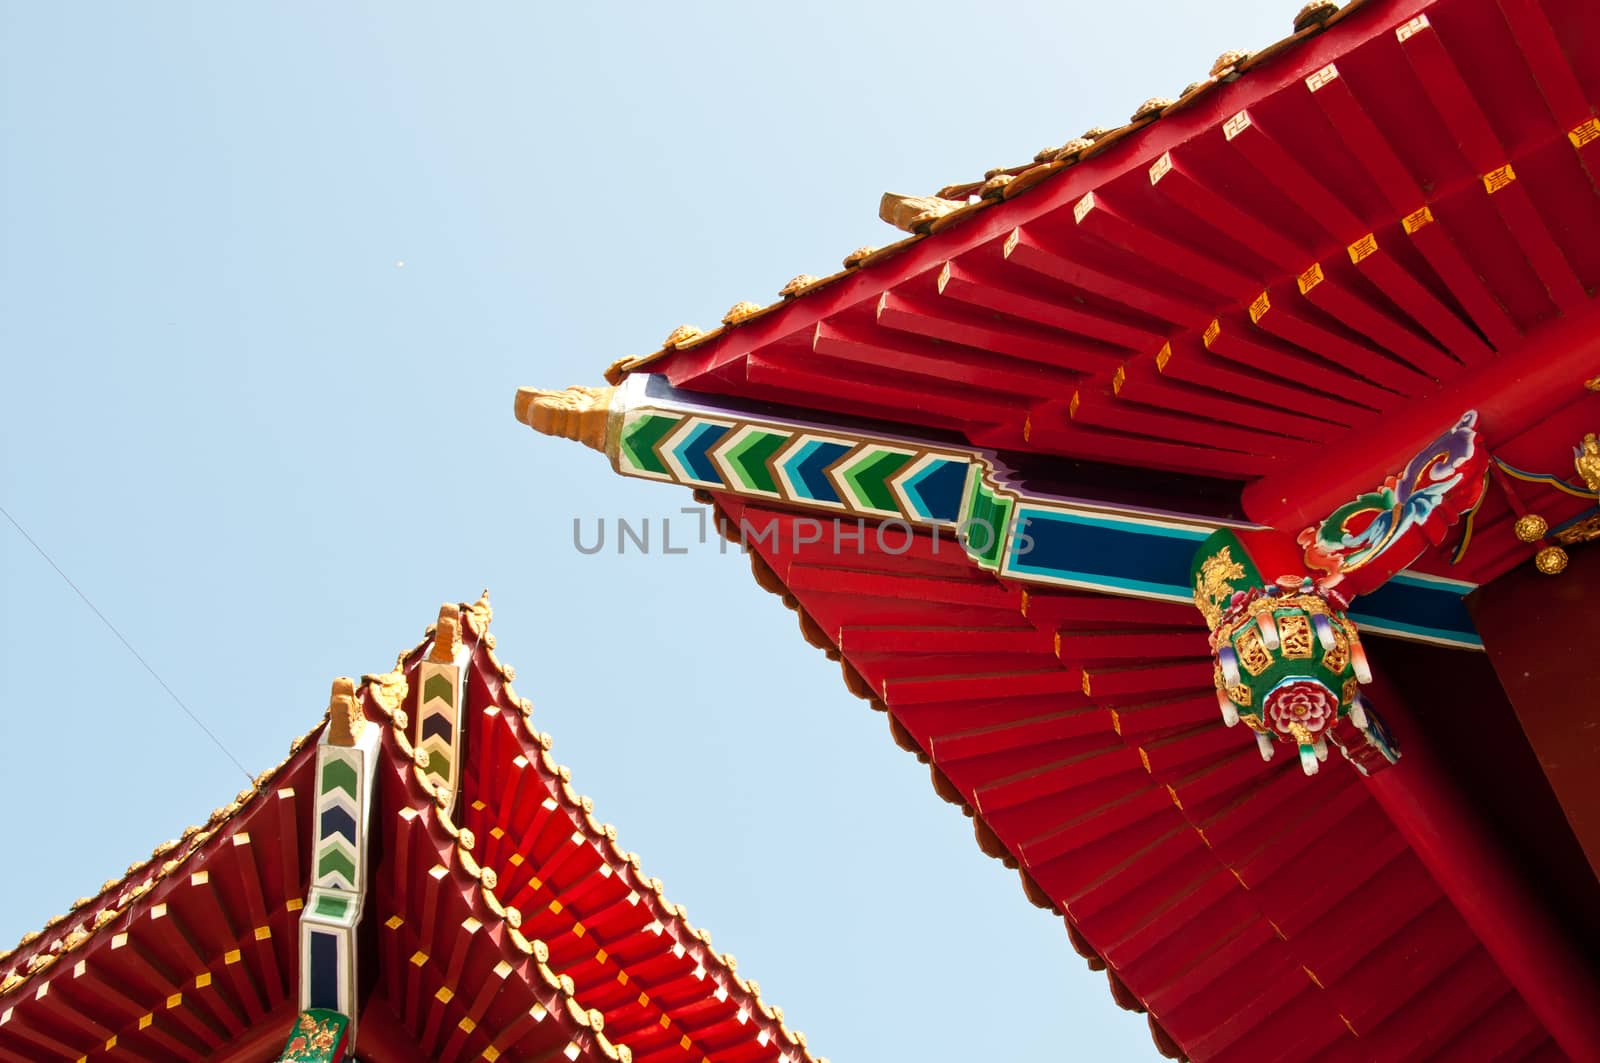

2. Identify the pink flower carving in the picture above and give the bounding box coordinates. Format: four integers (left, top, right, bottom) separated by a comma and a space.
1264, 680, 1338, 740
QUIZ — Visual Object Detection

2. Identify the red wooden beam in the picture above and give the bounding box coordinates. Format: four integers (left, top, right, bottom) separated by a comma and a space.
1361, 672, 1600, 1062
1243, 297, 1600, 528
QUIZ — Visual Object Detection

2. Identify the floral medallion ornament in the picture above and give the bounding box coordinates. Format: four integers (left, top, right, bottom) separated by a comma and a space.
277, 1009, 350, 1062
1263, 679, 1339, 743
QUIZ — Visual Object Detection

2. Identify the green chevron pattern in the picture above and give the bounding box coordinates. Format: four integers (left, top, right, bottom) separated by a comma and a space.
619, 413, 679, 477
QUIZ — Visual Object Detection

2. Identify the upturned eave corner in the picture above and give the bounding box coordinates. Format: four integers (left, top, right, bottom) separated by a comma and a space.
513, 384, 617, 457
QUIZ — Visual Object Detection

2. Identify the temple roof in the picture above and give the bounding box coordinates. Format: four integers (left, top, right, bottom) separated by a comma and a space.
601, 0, 1359, 384
568, 0, 1600, 586
0, 598, 820, 1063
700, 495, 1562, 1061
510, 0, 1600, 1052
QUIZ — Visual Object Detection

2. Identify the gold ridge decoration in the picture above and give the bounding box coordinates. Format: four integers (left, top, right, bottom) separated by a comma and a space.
779, 274, 819, 298
663, 324, 704, 349
326, 677, 365, 747
720, 301, 764, 326
363, 668, 408, 715
878, 193, 968, 234
464, 589, 493, 636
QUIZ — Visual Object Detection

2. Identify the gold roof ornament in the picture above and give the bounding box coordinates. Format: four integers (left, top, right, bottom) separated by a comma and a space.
1574, 433, 1600, 493
513, 385, 616, 454
326, 676, 365, 747
430, 603, 462, 663
1211, 49, 1249, 76
1294, 0, 1340, 32
662, 324, 705, 349
878, 193, 967, 234
779, 274, 819, 298
720, 301, 764, 326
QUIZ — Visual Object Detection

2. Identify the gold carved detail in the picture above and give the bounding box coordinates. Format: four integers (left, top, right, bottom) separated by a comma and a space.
1305, 64, 1338, 92
1297, 262, 1324, 294
1552, 514, 1600, 546
1194, 546, 1246, 629
1278, 614, 1314, 659
1537, 545, 1570, 574
365, 668, 408, 715
514, 385, 615, 454
1341, 677, 1359, 705
326, 677, 364, 747
1575, 433, 1600, 492
1514, 513, 1549, 543
430, 603, 461, 663
1403, 205, 1434, 233
1482, 164, 1517, 194
1571, 120, 1600, 150
1323, 630, 1350, 674
1213, 665, 1252, 707
1236, 628, 1273, 676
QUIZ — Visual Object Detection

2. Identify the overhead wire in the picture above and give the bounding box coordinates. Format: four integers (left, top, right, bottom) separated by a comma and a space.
0, 502, 254, 783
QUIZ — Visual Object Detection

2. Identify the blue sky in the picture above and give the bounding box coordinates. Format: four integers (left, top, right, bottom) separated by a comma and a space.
2, 2, 1292, 1057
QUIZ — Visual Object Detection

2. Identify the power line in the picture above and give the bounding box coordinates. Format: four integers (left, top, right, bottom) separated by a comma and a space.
1, 503, 254, 783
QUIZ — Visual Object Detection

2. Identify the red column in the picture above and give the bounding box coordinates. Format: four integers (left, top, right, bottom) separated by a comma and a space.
1362, 675, 1600, 1062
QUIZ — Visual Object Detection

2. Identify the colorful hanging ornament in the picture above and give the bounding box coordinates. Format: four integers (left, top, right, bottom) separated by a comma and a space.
1194, 528, 1379, 775
1190, 412, 1488, 776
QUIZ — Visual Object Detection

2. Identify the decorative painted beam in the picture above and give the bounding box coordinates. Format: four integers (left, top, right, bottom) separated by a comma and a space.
513, 375, 1481, 649
298, 678, 386, 1036
414, 604, 467, 815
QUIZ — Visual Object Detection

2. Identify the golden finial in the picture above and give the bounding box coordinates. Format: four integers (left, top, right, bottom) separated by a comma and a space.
1575, 433, 1600, 492
1536, 545, 1569, 575
1514, 514, 1549, 543
464, 589, 493, 636
513, 385, 615, 454
430, 603, 461, 663
326, 676, 364, 746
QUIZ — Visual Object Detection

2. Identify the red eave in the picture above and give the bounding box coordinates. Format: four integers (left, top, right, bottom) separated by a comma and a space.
0, 737, 317, 1062
710, 495, 1558, 1062
454, 632, 822, 1063
603, 0, 1600, 567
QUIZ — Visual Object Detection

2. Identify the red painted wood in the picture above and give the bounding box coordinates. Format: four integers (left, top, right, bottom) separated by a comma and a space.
1362, 672, 1600, 1062
1243, 296, 1600, 528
